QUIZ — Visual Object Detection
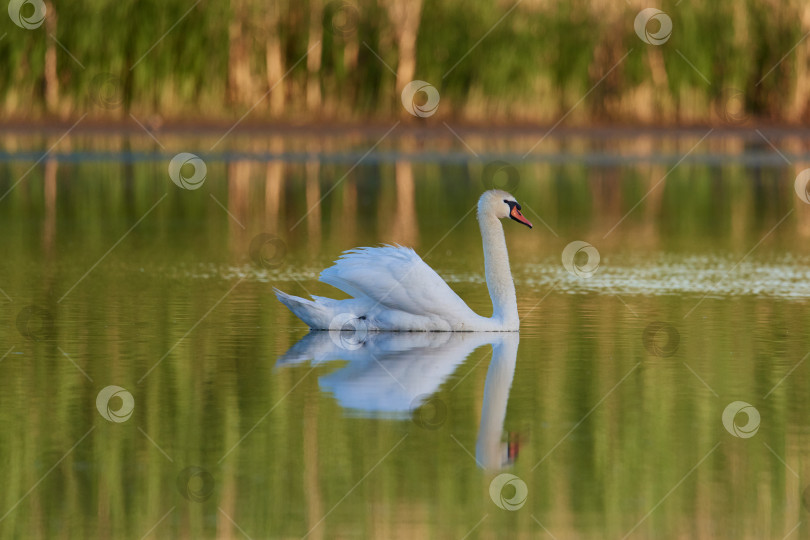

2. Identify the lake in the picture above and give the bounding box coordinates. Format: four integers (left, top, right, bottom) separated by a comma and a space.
1, 127, 809, 539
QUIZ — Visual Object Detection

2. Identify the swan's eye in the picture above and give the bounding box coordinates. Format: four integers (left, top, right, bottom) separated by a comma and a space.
504, 199, 521, 211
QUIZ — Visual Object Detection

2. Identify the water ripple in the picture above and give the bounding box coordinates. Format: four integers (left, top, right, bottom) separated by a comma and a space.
176, 254, 810, 300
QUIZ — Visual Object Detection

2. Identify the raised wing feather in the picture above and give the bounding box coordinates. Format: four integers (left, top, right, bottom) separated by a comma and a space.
319, 245, 480, 326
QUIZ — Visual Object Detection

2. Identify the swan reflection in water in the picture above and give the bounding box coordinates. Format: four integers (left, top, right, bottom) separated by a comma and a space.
277, 331, 520, 470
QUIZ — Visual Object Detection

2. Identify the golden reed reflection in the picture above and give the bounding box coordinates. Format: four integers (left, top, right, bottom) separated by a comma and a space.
306, 161, 322, 254
43, 159, 57, 256
5, 135, 810, 540
264, 137, 285, 233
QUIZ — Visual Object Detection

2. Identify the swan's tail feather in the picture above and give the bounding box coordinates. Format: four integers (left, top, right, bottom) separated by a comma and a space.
274, 289, 331, 330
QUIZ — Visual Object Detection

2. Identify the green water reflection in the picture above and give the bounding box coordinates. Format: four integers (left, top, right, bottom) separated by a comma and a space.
1, 133, 810, 539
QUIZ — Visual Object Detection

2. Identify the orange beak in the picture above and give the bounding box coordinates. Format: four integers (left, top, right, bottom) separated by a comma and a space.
509, 205, 533, 228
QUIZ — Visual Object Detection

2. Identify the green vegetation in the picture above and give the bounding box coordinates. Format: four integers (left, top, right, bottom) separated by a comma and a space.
2, 0, 810, 124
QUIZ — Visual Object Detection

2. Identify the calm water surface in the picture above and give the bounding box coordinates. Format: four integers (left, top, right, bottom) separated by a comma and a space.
1, 130, 810, 539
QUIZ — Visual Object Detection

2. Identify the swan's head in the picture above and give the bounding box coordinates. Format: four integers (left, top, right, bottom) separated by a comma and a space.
477, 190, 533, 228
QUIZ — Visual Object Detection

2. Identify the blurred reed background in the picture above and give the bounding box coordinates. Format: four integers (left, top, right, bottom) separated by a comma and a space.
2, 0, 810, 125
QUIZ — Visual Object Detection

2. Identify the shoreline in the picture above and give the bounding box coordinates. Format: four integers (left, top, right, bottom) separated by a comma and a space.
2, 119, 810, 138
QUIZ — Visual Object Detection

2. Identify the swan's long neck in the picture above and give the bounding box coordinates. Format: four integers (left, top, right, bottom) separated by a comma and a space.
478, 214, 518, 327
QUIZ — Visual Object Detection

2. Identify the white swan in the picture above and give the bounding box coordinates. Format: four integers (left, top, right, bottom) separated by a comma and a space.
275, 190, 532, 331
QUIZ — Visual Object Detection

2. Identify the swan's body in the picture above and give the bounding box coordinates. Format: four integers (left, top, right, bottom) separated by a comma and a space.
275, 190, 532, 332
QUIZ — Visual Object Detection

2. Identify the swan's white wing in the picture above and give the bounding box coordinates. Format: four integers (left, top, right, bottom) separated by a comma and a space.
319, 245, 482, 329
